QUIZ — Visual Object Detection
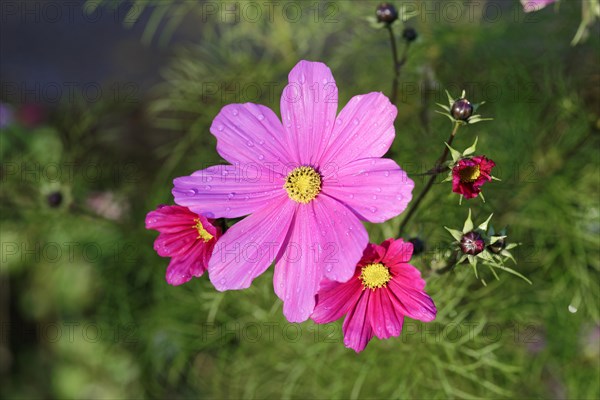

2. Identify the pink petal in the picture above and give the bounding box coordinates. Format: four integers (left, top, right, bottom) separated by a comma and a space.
368, 289, 404, 340
211, 103, 292, 176
145, 205, 195, 232
272, 205, 323, 323
153, 228, 196, 258
312, 276, 363, 324
310, 195, 369, 282
280, 60, 338, 165
208, 196, 295, 291
165, 250, 206, 286
173, 165, 283, 219
322, 158, 414, 223
381, 238, 413, 265
388, 278, 437, 322
273, 195, 368, 322
319, 92, 396, 167
342, 291, 373, 352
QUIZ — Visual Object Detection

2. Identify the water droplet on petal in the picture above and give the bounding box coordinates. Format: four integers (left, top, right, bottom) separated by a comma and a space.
384, 171, 390, 177
349, 194, 354, 199
352, 118, 359, 125
369, 206, 377, 213
258, 154, 264, 160
376, 187, 382, 192
206, 176, 213, 182
232, 108, 239, 116
257, 114, 265, 121
226, 207, 231, 212
217, 125, 224, 131
247, 140, 254, 147
205, 185, 212, 190
227, 193, 235, 200
396, 195, 403, 200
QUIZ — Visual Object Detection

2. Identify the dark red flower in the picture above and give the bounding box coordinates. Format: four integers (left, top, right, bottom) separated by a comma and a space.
460, 231, 485, 255
451, 156, 495, 199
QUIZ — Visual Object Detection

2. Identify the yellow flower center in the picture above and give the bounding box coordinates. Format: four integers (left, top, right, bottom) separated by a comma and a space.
194, 218, 214, 242
459, 165, 481, 183
284, 166, 322, 204
359, 263, 391, 290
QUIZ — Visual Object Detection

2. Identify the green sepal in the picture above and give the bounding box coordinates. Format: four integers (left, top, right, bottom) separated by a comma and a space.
489, 235, 506, 245
478, 213, 494, 231
463, 209, 474, 232
445, 142, 462, 163
463, 136, 478, 156
445, 227, 464, 241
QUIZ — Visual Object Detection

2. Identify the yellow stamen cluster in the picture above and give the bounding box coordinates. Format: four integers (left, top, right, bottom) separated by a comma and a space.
284, 166, 322, 204
459, 165, 481, 183
194, 218, 214, 242
359, 263, 391, 290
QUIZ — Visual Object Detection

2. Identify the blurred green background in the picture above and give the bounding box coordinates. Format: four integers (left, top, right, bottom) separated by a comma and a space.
1, 0, 599, 398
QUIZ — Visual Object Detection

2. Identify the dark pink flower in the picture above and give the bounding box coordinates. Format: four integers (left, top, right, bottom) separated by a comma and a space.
451, 156, 495, 199
145, 205, 221, 286
173, 60, 414, 322
312, 238, 436, 352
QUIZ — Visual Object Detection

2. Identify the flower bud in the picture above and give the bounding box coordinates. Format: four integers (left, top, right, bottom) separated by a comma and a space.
451, 98, 474, 121
408, 237, 425, 256
459, 231, 485, 255
402, 27, 418, 42
488, 238, 506, 254
47, 191, 63, 208
376, 3, 398, 24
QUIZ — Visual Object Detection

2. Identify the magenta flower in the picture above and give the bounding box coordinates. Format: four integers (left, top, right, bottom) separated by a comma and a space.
145, 205, 221, 286
312, 238, 436, 352
520, 0, 557, 13
451, 155, 495, 199
173, 60, 414, 322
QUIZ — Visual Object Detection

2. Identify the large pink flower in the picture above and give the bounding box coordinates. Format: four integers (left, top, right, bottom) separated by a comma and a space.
173, 60, 414, 322
145, 205, 221, 285
520, 0, 557, 13
312, 239, 436, 352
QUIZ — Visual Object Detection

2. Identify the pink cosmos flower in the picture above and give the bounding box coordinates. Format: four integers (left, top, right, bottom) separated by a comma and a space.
521, 0, 557, 13
451, 155, 495, 199
312, 238, 436, 352
173, 60, 414, 322
145, 205, 221, 286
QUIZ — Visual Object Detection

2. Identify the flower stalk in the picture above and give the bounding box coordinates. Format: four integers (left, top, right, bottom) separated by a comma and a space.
398, 122, 460, 235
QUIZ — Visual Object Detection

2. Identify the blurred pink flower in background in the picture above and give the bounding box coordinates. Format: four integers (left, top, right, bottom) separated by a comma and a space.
312, 238, 436, 352
173, 60, 414, 322
146, 205, 221, 286
0, 103, 14, 128
86, 191, 129, 221
521, 0, 558, 13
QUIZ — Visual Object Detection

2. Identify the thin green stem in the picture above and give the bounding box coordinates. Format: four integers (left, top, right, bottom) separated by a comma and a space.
398, 122, 461, 236
386, 25, 411, 105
